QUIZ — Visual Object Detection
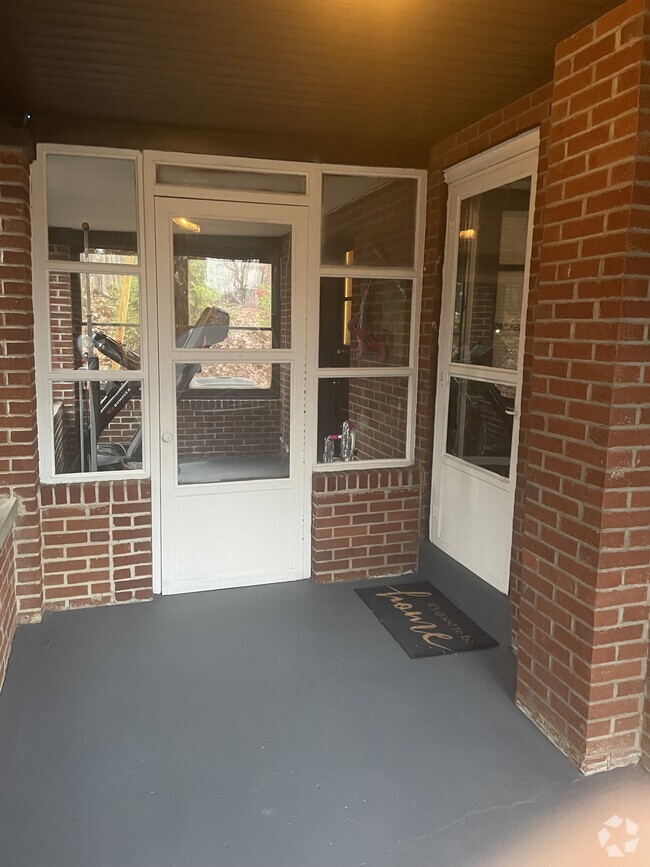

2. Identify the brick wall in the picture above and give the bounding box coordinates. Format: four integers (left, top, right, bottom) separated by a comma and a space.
49, 267, 77, 369
39, 481, 152, 609
514, 0, 650, 773
323, 178, 416, 268
312, 468, 421, 583
176, 397, 282, 456
0, 528, 17, 689
347, 377, 409, 460
0, 149, 44, 621
97, 401, 141, 448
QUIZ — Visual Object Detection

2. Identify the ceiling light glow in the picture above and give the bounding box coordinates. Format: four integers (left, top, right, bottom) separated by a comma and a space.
173, 216, 201, 233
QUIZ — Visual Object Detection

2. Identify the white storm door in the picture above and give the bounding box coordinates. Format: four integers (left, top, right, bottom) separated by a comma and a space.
155, 197, 308, 594
430, 136, 538, 593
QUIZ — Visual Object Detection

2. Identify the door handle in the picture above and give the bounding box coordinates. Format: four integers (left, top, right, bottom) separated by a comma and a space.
504, 408, 518, 417
162, 433, 173, 443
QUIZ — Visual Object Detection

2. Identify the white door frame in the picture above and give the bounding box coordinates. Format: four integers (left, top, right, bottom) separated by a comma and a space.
142, 151, 426, 595
430, 129, 540, 592
153, 196, 310, 594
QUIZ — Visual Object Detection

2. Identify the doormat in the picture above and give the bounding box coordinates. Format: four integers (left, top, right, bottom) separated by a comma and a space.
355, 581, 498, 659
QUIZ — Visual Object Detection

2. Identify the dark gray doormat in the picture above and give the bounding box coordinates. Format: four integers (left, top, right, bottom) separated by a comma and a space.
355, 581, 498, 658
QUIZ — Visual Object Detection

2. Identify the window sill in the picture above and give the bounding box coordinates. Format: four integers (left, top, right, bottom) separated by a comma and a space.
0, 497, 19, 551
312, 458, 413, 473
40, 470, 149, 486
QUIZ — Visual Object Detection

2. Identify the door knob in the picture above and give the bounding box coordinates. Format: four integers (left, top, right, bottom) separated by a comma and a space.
162, 433, 173, 443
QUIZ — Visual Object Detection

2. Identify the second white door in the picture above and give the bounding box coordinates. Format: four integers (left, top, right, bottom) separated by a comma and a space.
430, 133, 539, 593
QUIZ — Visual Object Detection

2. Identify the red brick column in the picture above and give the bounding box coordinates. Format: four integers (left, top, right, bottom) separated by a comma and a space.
515, 0, 650, 773
0, 147, 44, 622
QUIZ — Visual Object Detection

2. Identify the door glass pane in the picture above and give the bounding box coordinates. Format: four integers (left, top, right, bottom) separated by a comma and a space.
321, 175, 417, 268
52, 380, 143, 474
49, 271, 141, 371
47, 155, 138, 263
175, 362, 290, 485
451, 177, 531, 370
172, 218, 291, 350
319, 278, 412, 368
156, 164, 306, 194
446, 377, 515, 478
317, 376, 409, 463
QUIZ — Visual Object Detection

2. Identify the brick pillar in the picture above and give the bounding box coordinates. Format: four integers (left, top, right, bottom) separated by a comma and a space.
0, 146, 44, 622
515, 0, 650, 773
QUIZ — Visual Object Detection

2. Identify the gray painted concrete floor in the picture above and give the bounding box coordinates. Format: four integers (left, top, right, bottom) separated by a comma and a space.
0, 549, 649, 867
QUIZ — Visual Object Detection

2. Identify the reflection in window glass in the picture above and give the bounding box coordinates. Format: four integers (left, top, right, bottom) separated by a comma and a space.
319, 278, 412, 368
186, 363, 273, 391
175, 363, 290, 485
52, 380, 143, 475
46, 155, 138, 263
317, 377, 408, 463
446, 377, 515, 478
321, 175, 417, 268
172, 218, 291, 350
451, 178, 531, 370
49, 272, 140, 371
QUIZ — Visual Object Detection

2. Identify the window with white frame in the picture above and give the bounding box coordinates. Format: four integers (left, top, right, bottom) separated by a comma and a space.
34, 149, 146, 480
33, 149, 424, 479
317, 173, 422, 466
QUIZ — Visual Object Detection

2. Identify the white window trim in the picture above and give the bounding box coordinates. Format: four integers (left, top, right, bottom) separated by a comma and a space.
32, 144, 149, 484
33, 146, 426, 485
312, 166, 426, 471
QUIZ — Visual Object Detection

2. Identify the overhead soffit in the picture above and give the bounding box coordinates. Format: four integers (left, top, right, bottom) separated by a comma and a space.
0, 0, 624, 165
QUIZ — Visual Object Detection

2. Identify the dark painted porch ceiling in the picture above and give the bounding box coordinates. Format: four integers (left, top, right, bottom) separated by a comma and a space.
1, 0, 622, 166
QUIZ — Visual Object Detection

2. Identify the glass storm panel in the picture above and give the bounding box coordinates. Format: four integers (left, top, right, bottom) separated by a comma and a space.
451, 177, 532, 370
321, 175, 418, 268
172, 218, 292, 351
46, 155, 138, 263
317, 377, 409, 463
49, 271, 141, 371
156, 164, 306, 194
319, 278, 412, 368
446, 377, 516, 478
52, 380, 143, 475
175, 362, 290, 485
